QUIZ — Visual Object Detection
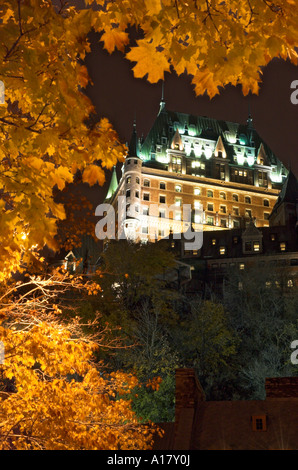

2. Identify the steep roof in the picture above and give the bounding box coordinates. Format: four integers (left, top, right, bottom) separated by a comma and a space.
140, 107, 286, 172
271, 169, 298, 212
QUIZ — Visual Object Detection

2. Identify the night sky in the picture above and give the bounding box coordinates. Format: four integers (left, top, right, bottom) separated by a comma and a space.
75, 9, 298, 204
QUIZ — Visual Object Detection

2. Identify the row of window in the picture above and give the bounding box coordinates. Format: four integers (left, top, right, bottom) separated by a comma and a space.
133, 179, 271, 206
216, 241, 288, 255
128, 191, 268, 214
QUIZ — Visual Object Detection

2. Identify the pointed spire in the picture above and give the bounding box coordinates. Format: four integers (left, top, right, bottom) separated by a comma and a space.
247, 95, 254, 129
158, 81, 166, 115
105, 166, 118, 200
128, 120, 138, 157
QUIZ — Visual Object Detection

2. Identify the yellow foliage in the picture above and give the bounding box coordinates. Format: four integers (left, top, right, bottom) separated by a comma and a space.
95, 0, 298, 96
0, 274, 158, 450
0, 1, 126, 278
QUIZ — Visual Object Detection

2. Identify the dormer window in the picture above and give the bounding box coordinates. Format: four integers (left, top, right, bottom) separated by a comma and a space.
252, 415, 267, 432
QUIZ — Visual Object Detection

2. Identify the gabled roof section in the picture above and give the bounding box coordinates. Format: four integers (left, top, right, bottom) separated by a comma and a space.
171, 128, 184, 151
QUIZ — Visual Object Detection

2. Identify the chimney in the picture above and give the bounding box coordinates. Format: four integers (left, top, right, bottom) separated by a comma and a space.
174, 369, 205, 449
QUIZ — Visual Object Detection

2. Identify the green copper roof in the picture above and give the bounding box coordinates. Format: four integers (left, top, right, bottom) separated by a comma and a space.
105, 166, 118, 200
139, 107, 286, 173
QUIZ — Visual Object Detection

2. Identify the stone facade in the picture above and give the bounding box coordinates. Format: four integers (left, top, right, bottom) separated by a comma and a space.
105, 103, 288, 243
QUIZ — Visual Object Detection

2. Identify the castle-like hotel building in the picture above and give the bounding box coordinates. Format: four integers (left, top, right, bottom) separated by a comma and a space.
105, 98, 288, 242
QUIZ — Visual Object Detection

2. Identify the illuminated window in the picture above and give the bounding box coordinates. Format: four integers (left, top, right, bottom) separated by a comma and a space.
194, 187, 201, 195
245, 209, 252, 218
207, 190, 213, 198
142, 206, 149, 215
232, 194, 239, 202
252, 415, 267, 432
144, 179, 150, 187
126, 176, 131, 184
175, 211, 181, 221
220, 191, 226, 200
175, 184, 182, 192
219, 205, 226, 213
287, 279, 294, 288
253, 241, 260, 252
175, 197, 182, 206
271, 233, 276, 241
280, 242, 286, 251
239, 263, 245, 270
211, 238, 216, 246
207, 216, 214, 225
219, 246, 226, 255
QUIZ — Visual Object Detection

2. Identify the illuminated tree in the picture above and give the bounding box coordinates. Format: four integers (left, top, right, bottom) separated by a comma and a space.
95, 0, 298, 97
0, 273, 159, 450
0, 1, 126, 279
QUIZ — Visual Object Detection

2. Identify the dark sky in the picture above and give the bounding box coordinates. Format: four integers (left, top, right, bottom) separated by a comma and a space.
80, 24, 298, 203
